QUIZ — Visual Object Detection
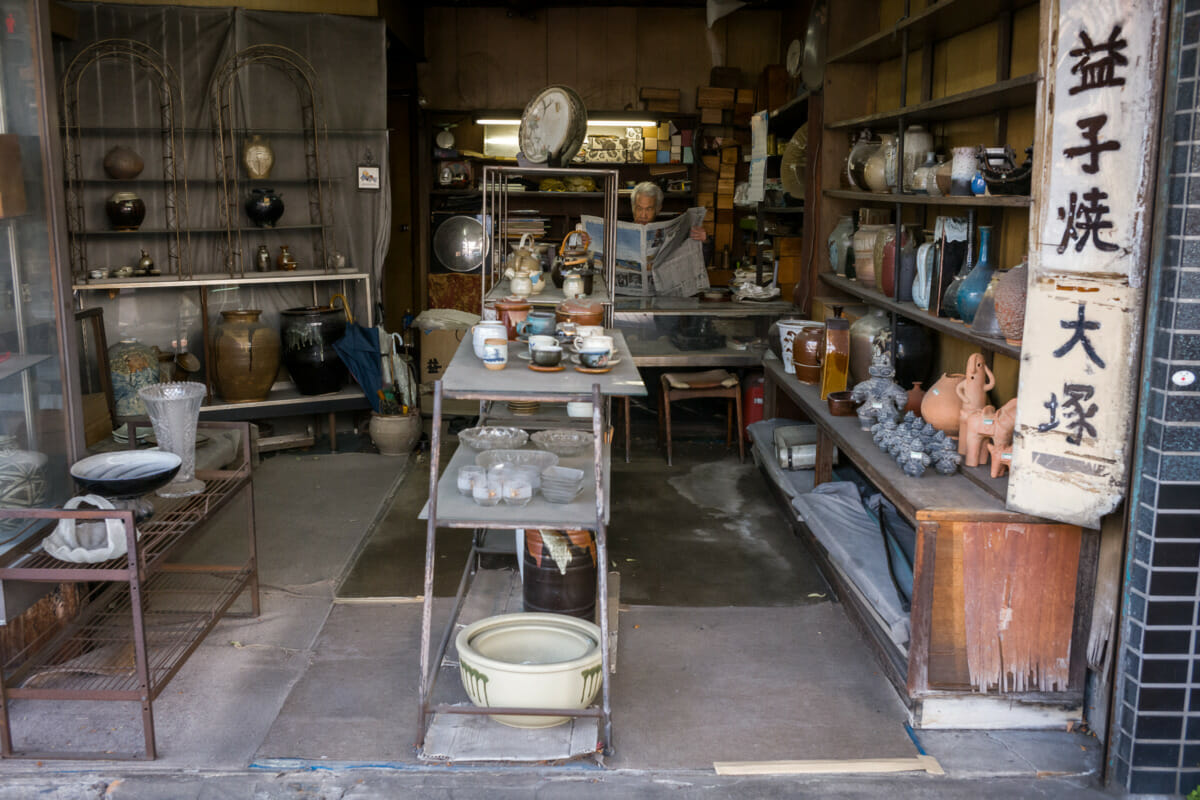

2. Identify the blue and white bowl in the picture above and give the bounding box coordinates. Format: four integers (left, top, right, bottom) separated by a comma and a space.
70, 451, 182, 499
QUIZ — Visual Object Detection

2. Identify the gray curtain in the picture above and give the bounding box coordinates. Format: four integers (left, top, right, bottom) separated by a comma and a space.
55, 3, 388, 369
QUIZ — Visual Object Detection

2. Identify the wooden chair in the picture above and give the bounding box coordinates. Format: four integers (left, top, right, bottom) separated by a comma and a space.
657, 369, 743, 466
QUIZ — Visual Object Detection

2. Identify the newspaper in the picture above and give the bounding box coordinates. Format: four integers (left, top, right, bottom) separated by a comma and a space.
580, 207, 709, 297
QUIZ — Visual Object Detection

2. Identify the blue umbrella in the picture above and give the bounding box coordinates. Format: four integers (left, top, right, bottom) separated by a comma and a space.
333, 319, 382, 413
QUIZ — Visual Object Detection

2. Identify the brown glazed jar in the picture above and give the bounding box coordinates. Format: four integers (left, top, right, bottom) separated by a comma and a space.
493, 296, 533, 341
212, 309, 281, 402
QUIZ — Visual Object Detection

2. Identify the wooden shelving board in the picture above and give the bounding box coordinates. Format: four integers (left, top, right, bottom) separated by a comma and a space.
823, 189, 1032, 208
819, 272, 1021, 359
826, 74, 1038, 131
827, 0, 1040, 64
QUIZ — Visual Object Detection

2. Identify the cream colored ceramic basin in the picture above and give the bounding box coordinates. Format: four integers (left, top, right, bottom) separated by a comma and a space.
456, 612, 603, 728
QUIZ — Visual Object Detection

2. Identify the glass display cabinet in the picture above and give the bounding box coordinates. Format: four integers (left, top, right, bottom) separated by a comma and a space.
0, 0, 85, 621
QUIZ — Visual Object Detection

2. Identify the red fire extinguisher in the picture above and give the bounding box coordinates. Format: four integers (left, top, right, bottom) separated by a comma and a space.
743, 373, 765, 440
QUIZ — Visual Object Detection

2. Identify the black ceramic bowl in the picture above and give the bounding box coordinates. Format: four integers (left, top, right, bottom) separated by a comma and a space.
70, 451, 182, 499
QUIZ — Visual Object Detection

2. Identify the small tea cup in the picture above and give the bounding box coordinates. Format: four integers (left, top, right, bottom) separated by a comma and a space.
89, 268, 109, 280
571, 326, 604, 347
555, 322, 578, 341
481, 338, 508, 370
531, 344, 562, 367
472, 479, 503, 507
526, 335, 557, 355
113, 265, 135, 278
578, 349, 611, 369
574, 333, 613, 354
457, 465, 486, 495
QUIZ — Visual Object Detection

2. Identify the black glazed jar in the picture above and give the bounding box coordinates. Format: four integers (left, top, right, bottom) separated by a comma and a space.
280, 301, 349, 395
105, 191, 146, 231
245, 188, 285, 228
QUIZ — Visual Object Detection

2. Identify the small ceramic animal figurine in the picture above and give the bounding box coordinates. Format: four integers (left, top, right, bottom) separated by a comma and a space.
961, 405, 999, 467
956, 352, 995, 453
851, 352, 910, 431
902, 447, 932, 477
992, 398, 1018, 449
986, 442, 1013, 477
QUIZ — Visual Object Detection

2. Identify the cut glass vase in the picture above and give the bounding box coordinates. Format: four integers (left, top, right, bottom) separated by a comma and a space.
138, 381, 207, 497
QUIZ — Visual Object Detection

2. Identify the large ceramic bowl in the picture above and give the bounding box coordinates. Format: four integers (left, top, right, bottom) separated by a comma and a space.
475, 450, 558, 471
458, 426, 529, 451
530, 429, 594, 457
456, 612, 603, 728
70, 451, 182, 499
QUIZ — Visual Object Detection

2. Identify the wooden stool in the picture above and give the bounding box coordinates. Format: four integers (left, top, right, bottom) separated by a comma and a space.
658, 370, 744, 466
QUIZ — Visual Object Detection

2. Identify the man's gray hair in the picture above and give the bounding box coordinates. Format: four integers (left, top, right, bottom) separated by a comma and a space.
631, 181, 663, 215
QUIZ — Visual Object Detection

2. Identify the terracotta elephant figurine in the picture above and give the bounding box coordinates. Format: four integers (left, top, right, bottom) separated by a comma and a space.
956, 353, 995, 453
987, 442, 1013, 477
961, 405, 998, 468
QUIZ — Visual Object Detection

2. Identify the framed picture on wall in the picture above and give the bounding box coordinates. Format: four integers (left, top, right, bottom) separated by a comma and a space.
357, 165, 381, 190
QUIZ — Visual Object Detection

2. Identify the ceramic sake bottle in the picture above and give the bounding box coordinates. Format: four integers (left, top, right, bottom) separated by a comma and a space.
956, 225, 996, 325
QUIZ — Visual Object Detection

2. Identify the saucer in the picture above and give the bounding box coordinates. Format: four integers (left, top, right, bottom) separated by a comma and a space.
574, 365, 613, 374
517, 351, 532, 360
528, 363, 565, 372
569, 354, 620, 366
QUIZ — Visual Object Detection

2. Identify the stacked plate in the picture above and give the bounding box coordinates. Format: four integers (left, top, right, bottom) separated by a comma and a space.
541, 465, 584, 504
507, 400, 541, 416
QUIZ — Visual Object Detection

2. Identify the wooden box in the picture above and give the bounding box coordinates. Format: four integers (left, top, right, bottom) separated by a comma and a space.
700, 107, 724, 125
716, 193, 734, 210
777, 236, 804, 256
757, 65, 790, 111
697, 86, 736, 109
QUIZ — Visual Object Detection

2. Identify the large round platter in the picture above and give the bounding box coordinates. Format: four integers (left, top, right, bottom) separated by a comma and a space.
519, 85, 587, 167
781, 125, 808, 200
70, 451, 182, 499
458, 426, 529, 451
432, 215, 487, 273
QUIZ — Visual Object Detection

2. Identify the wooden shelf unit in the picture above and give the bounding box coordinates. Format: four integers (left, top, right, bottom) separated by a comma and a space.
778, 0, 1098, 728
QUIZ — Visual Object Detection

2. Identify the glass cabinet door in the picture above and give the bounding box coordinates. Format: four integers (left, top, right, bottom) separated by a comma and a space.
0, 0, 83, 562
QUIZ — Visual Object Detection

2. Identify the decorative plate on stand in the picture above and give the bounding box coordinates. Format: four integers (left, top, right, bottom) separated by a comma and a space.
519, 85, 587, 167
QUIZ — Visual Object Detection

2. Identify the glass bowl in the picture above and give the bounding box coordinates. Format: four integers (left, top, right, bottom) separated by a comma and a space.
531, 429, 594, 457
476, 450, 558, 471
458, 426, 529, 451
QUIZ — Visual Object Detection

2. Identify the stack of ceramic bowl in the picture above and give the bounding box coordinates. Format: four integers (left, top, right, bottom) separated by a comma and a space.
540, 466, 584, 504
507, 400, 540, 416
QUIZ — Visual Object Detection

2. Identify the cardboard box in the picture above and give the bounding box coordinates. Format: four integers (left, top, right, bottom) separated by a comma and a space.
717, 177, 736, 194
640, 87, 680, 102
757, 64, 790, 111
777, 255, 802, 284
646, 100, 679, 113
736, 89, 755, 105
715, 224, 733, 252
419, 326, 468, 385
720, 146, 740, 165
717, 193, 734, 209
700, 107, 723, 125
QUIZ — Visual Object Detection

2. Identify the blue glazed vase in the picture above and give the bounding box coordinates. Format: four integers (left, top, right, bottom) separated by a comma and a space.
956, 225, 996, 325
108, 339, 161, 417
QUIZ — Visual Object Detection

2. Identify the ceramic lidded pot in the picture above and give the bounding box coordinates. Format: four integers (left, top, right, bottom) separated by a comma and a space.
279, 296, 350, 395
554, 298, 603, 328
103, 145, 144, 180
105, 191, 146, 231
212, 309, 281, 403
994, 257, 1028, 344
108, 339, 160, 416
495, 296, 534, 341
245, 188, 285, 227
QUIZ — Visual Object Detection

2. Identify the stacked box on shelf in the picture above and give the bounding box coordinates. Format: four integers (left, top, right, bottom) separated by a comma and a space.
640, 87, 680, 113
776, 236, 803, 285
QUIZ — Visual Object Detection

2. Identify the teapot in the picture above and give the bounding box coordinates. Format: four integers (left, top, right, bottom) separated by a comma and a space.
505, 234, 542, 279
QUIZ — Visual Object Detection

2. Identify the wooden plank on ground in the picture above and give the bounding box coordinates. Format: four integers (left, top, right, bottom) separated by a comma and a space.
714, 755, 944, 776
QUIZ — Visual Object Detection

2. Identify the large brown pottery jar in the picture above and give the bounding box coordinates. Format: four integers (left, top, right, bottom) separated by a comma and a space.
994, 258, 1029, 344
920, 372, 966, 434
280, 301, 349, 395
213, 309, 280, 403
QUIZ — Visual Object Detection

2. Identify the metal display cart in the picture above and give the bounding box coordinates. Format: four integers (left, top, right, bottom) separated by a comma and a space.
480, 165, 619, 324
416, 332, 646, 756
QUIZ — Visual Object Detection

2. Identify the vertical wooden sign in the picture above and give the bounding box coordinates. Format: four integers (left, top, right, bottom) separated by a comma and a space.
1008, 0, 1167, 528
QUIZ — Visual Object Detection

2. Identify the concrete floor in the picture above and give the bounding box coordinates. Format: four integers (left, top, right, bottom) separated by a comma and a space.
0, 421, 1118, 798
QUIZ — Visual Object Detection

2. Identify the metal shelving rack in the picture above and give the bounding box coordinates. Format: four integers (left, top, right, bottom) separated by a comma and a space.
416, 333, 646, 757
0, 421, 259, 760
480, 165, 619, 325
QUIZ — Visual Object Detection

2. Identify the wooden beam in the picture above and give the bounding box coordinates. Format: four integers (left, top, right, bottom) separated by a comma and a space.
714, 755, 945, 776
